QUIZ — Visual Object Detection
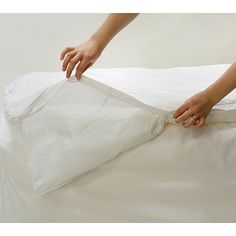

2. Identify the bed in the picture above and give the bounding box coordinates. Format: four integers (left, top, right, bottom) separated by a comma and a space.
1, 64, 236, 222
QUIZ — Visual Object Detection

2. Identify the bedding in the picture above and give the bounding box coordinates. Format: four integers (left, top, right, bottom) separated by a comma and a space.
20, 78, 165, 195
1, 64, 236, 222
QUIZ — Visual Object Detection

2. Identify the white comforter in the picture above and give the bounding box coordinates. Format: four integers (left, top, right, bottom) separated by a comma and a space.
1, 64, 236, 222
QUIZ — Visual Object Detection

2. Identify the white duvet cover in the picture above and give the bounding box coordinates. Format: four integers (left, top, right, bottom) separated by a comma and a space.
1, 64, 236, 222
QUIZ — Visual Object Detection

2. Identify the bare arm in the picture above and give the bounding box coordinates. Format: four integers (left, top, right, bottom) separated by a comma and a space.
90, 13, 139, 51
60, 13, 139, 79
206, 62, 236, 105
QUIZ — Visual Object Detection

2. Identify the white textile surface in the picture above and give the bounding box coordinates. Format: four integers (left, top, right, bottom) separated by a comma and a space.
1, 64, 236, 222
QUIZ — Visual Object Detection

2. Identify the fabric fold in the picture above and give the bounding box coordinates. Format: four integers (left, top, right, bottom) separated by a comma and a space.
4, 72, 66, 120
19, 76, 167, 194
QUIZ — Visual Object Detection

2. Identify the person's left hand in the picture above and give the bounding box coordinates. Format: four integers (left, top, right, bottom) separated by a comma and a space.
173, 90, 214, 128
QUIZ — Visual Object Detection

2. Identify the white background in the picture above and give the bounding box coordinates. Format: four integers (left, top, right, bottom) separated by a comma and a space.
1, 13, 236, 110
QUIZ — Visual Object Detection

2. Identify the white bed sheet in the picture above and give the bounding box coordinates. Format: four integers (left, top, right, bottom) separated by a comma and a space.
1, 64, 236, 222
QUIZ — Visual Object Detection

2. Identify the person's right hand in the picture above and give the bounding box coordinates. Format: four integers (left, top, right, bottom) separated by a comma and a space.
60, 39, 103, 80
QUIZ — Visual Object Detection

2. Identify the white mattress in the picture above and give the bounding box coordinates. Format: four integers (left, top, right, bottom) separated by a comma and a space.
1, 64, 236, 222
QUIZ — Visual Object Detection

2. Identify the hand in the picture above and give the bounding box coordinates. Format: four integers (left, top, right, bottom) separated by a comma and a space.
173, 90, 214, 128
60, 39, 103, 79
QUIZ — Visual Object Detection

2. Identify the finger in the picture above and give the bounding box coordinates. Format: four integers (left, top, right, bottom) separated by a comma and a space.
82, 61, 93, 74
182, 118, 194, 128
75, 58, 90, 80
195, 117, 205, 128
182, 116, 198, 128
175, 109, 194, 124
60, 47, 74, 60
66, 54, 82, 79
62, 51, 77, 71
173, 103, 189, 119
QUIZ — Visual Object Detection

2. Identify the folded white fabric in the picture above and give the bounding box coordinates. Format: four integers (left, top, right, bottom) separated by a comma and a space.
5, 73, 167, 194
4, 64, 236, 195
4, 72, 65, 120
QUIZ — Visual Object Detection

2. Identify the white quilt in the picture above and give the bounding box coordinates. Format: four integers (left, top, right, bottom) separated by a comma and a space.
1, 64, 236, 222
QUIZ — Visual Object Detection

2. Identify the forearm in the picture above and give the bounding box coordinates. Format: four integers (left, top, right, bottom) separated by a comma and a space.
90, 13, 139, 50
205, 62, 236, 105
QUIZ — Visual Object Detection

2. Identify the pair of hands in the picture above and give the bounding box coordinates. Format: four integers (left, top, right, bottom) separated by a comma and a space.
60, 40, 214, 128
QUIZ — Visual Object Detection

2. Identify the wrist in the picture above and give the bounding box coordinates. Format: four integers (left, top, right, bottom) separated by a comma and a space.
90, 33, 108, 51
204, 87, 223, 107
